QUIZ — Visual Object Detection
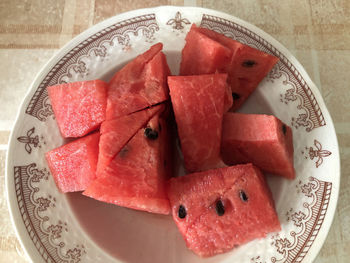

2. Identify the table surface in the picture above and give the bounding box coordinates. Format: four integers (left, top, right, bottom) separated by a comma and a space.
0, 0, 349, 262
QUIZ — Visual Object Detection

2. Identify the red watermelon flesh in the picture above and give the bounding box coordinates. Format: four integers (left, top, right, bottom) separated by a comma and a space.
181, 24, 279, 111
168, 74, 227, 172
106, 43, 170, 120
47, 80, 107, 138
191, 24, 241, 67
195, 25, 279, 110
96, 104, 163, 177
228, 46, 279, 110
180, 25, 232, 112
221, 113, 295, 179
224, 83, 233, 112
167, 164, 280, 257
180, 25, 232, 76
45, 132, 100, 193
83, 112, 171, 214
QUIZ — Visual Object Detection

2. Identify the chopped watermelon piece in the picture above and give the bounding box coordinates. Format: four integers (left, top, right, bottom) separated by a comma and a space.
181, 24, 279, 111
167, 164, 281, 257
106, 43, 171, 120
83, 111, 172, 214
47, 80, 107, 138
180, 26, 232, 76
97, 105, 162, 177
45, 132, 100, 193
227, 45, 279, 110
193, 25, 241, 59
221, 113, 295, 179
168, 74, 227, 172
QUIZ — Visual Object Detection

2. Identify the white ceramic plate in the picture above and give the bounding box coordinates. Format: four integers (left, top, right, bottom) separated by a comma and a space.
6, 6, 340, 263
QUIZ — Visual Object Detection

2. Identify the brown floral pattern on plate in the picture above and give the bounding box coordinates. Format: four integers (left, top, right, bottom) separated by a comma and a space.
301, 139, 332, 168
269, 177, 331, 263
14, 163, 87, 263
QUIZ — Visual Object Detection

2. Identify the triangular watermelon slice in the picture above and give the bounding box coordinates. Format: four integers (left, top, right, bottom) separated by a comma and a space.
96, 104, 163, 177
168, 74, 227, 173
106, 43, 171, 120
221, 113, 295, 179
83, 109, 172, 214
167, 164, 280, 257
181, 24, 279, 111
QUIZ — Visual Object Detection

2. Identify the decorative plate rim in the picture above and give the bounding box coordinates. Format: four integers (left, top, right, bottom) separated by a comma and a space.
5, 5, 340, 263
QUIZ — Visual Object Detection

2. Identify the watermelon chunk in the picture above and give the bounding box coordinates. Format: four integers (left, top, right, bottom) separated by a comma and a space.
181, 24, 279, 111
83, 110, 171, 214
193, 25, 241, 60
48, 80, 107, 138
221, 113, 295, 179
168, 74, 227, 172
106, 43, 171, 120
227, 45, 279, 110
45, 132, 100, 193
167, 164, 281, 257
97, 105, 162, 177
180, 26, 232, 76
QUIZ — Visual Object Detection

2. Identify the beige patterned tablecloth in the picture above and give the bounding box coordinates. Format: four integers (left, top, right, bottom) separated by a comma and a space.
0, 0, 349, 262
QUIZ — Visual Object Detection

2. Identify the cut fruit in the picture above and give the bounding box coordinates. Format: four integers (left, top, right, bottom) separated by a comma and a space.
45, 132, 100, 193
97, 105, 162, 177
168, 74, 227, 172
106, 43, 171, 120
227, 45, 279, 110
167, 164, 281, 257
84, 110, 172, 215
221, 113, 295, 179
181, 24, 279, 111
180, 26, 232, 76
47, 80, 107, 138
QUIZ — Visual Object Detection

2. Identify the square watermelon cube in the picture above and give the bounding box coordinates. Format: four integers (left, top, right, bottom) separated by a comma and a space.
45, 132, 100, 193
48, 79, 107, 138
221, 113, 295, 179
167, 164, 281, 257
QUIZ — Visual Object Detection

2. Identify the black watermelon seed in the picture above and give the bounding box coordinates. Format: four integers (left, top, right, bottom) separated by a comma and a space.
215, 200, 225, 216
242, 60, 257, 67
144, 127, 158, 140
118, 145, 129, 158
232, 92, 240, 100
282, 124, 287, 135
178, 205, 187, 219
239, 190, 248, 202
